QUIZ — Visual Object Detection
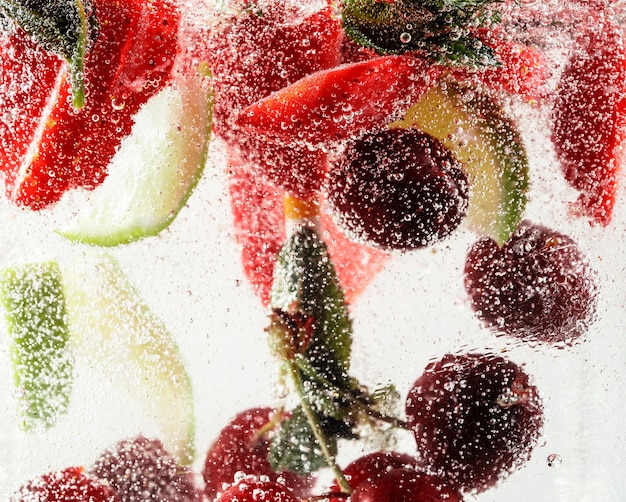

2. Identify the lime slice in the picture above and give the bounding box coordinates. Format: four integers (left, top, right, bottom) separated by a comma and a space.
59, 70, 213, 246
391, 83, 529, 245
0, 261, 72, 430
61, 251, 195, 465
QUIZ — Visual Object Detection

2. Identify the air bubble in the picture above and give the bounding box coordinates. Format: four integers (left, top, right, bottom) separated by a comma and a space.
111, 98, 125, 111
547, 453, 562, 467
400, 32, 412, 44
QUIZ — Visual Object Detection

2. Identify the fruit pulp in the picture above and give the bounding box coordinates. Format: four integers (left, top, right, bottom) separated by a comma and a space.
1, 1, 626, 501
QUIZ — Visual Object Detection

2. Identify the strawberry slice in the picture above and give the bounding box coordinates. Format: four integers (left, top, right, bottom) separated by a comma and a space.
207, 2, 342, 197
237, 55, 437, 145
551, 15, 626, 225
228, 158, 388, 306
0, 31, 64, 195
0, 0, 179, 209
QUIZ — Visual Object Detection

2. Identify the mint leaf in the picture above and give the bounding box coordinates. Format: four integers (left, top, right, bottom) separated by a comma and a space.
268, 405, 336, 476
342, 0, 503, 67
270, 225, 353, 390
0, 0, 93, 107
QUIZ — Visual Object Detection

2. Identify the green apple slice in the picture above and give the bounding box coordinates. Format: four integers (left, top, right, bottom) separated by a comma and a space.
0, 261, 72, 430
59, 70, 213, 246
61, 250, 195, 465
391, 82, 529, 246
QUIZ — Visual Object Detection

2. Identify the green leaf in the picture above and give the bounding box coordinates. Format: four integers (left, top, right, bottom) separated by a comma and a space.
0, 261, 72, 430
294, 355, 349, 421
429, 34, 500, 67
341, 0, 503, 67
268, 405, 336, 476
270, 225, 353, 390
0, 0, 92, 108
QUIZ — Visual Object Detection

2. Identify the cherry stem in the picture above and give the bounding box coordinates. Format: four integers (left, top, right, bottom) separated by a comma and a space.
252, 407, 286, 442
286, 361, 353, 494
283, 194, 322, 237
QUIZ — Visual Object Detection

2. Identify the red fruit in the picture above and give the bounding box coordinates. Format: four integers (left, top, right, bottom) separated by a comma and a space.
11, 466, 119, 502
237, 55, 438, 146
228, 161, 388, 305
215, 478, 300, 502
551, 15, 626, 225
207, 2, 341, 138
325, 128, 469, 250
350, 468, 463, 502
202, 407, 314, 500
91, 436, 199, 502
464, 220, 598, 345
0, 0, 179, 209
0, 31, 63, 191
328, 451, 419, 501
406, 353, 544, 493
453, 31, 548, 103
207, 2, 342, 197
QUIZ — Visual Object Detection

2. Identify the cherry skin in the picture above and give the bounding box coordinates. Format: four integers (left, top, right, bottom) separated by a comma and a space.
464, 220, 598, 345
202, 407, 314, 499
325, 127, 469, 250
405, 352, 544, 493
90, 436, 199, 502
11, 466, 120, 502
215, 478, 300, 502
328, 451, 420, 501
350, 468, 463, 502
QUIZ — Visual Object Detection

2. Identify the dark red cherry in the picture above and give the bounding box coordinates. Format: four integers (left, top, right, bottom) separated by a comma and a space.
90, 436, 199, 502
12, 466, 119, 502
215, 478, 300, 502
328, 451, 420, 501
202, 407, 314, 499
350, 468, 463, 502
325, 127, 468, 250
464, 220, 598, 345
405, 352, 543, 493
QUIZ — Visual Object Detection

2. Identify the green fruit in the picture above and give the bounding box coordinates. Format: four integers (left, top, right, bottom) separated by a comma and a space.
59, 70, 213, 246
0, 261, 72, 430
61, 250, 195, 465
391, 82, 529, 245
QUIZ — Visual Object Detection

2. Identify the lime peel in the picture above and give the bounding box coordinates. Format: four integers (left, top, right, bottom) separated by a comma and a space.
61, 250, 195, 465
59, 70, 213, 246
391, 82, 529, 246
0, 261, 73, 430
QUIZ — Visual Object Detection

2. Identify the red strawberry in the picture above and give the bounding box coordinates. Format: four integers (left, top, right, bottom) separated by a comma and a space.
453, 31, 548, 104
0, 0, 179, 209
228, 159, 388, 306
237, 55, 437, 146
11, 466, 120, 502
207, 2, 342, 197
551, 15, 626, 225
0, 30, 64, 200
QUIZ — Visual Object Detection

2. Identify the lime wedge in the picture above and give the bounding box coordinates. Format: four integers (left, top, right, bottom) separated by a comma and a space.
392, 83, 529, 245
59, 70, 213, 246
61, 251, 195, 465
0, 261, 72, 430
